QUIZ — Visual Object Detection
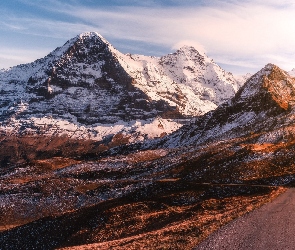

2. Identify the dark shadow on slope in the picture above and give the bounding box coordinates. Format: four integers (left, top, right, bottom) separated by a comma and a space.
23, 34, 185, 125
0, 180, 277, 250
0, 35, 190, 167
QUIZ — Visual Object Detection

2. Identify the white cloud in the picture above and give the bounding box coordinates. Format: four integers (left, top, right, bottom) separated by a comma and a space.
0, 48, 49, 69
2, 0, 295, 73
50, 2, 295, 72
0, 18, 98, 40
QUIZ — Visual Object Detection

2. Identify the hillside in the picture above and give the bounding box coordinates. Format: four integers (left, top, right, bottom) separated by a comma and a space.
0, 32, 249, 167
157, 63, 295, 148
0, 63, 294, 249
0, 32, 244, 144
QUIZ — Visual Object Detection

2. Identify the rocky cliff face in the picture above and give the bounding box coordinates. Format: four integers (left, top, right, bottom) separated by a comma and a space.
0, 32, 244, 144
157, 64, 295, 148
2, 37, 295, 250
116, 45, 244, 116
0, 62, 291, 249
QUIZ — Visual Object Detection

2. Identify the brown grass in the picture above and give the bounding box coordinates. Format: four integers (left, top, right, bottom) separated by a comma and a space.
123, 149, 168, 164
74, 183, 103, 194
5, 157, 79, 185
33, 157, 80, 170
59, 186, 285, 250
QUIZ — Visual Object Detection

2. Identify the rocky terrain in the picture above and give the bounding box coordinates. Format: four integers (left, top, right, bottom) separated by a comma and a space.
0, 32, 245, 147
155, 63, 295, 148
1, 33, 294, 249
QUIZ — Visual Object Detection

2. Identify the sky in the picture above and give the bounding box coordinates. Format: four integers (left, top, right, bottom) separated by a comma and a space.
1, 0, 295, 75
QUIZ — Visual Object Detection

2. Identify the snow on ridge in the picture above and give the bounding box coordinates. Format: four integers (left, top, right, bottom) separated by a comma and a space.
111, 41, 242, 116
237, 63, 295, 102
159, 63, 295, 149
0, 31, 250, 143
234, 73, 252, 88
238, 64, 274, 99
0, 115, 183, 142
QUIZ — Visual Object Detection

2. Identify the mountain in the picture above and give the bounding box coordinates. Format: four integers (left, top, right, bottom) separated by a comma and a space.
0, 32, 244, 148
156, 63, 295, 148
7, 32, 290, 250
1, 30, 295, 249
0, 63, 291, 249
116, 45, 244, 116
234, 72, 252, 85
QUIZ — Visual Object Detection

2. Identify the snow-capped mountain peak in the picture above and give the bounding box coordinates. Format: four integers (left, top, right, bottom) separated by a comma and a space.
176, 45, 209, 62
158, 63, 295, 148
236, 63, 295, 110
0, 32, 247, 145
79, 31, 102, 39
116, 43, 242, 116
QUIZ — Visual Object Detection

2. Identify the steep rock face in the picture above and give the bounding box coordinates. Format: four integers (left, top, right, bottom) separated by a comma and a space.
0, 32, 243, 143
1, 33, 177, 123
117, 45, 243, 116
261, 65, 295, 110
0, 61, 292, 250
158, 64, 295, 148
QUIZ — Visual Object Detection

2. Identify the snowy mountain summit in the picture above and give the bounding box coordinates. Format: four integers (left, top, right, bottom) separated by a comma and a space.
158, 63, 295, 148
0, 32, 245, 144
118, 43, 243, 116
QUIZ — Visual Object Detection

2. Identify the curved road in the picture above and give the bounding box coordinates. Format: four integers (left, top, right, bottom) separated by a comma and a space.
195, 188, 295, 250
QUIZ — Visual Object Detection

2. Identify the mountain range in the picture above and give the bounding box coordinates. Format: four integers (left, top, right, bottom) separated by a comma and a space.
1, 32, 295, 249
155, 63, 295, 148
0, 32, 247, 147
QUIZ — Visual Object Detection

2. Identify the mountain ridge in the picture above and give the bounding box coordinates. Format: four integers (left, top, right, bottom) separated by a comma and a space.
2, 33, 295, 250
152, 63, 295, 149
0, 32, 246, 146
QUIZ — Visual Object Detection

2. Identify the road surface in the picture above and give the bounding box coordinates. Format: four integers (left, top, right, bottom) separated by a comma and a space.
195, 188, 295, 250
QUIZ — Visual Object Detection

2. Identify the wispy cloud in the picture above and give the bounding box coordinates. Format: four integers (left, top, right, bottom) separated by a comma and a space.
0, 17, 98, 40
49, 1, 295, 71
1, 0, 295, 73
0, 48, 49, 69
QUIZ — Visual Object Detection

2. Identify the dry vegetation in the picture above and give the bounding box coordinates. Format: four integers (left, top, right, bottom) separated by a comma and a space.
0, 133, 137, 168
59, 186, 285, 250
0, 175, 285, 249
0, 132, 293, 249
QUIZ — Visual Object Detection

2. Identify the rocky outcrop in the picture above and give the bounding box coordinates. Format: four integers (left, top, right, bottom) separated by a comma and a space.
157, 64, 295, 148
0, 32, 244, 145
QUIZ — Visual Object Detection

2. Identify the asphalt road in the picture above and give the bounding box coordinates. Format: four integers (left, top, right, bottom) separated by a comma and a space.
195, 188, 295, 250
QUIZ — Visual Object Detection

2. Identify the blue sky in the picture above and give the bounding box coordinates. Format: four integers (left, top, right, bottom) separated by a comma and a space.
1, 0, 295, 74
